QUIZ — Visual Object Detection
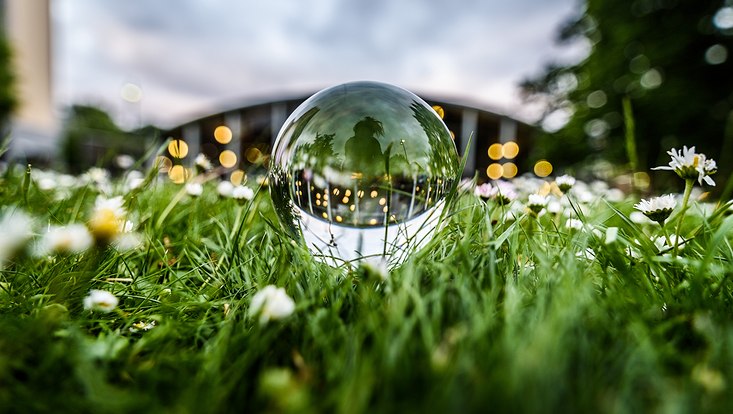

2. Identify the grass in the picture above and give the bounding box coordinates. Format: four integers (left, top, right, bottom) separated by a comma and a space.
1, 163, 733, 413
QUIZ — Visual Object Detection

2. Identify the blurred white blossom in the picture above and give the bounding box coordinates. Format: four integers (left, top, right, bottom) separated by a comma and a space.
83, 289, 119, 313
37, 224, 93, 256
249, 285, 295, 325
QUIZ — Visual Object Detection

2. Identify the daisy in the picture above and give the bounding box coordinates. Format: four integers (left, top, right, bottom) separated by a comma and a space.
249, 285, 295, 325
652, 146, 717, 186
195, 153, 213, 172
217, 181, 234, 198
0, 209, 34, 267
555, 174, 576, 193
37, 224, 93, 256
83, 289, 119, 313
232, 185, 255, 202
185, 182, 204, 197
89, 196, 127, 243
634, 194, 676, 225
526, 194, 549, 215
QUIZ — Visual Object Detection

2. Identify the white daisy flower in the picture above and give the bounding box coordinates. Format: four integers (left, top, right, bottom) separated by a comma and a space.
526, 194, 549, 214
185, 182, 204, 197
89, 196, 127, 242
654, 235, 685, 253
217, 181, 234, 197
555, 174, 576, 193
634, 194, 676, 224
565, 218, 584, 230
0, 209, 35, 267
232, 185, 254, 202
249, 285, 295, 325
83, 289, 119, 313
195, 153, 213, 172
37, 224, 93, 255
652, 146, 716, 186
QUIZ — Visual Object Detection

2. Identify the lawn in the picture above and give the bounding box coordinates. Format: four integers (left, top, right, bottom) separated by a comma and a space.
1, 149, 732, 413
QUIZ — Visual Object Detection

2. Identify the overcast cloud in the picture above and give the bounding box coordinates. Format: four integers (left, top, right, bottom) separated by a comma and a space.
52, 0, 586, 129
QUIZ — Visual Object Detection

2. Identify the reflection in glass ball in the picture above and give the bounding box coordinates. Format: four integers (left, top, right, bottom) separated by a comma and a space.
269, 81, 460, 268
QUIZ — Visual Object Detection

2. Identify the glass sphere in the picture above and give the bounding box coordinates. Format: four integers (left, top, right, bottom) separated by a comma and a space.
270, 81, 459, 268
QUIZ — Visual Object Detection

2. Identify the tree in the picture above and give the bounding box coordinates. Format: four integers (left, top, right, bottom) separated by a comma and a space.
0, 34, 17, 134
522, 1, 733, 189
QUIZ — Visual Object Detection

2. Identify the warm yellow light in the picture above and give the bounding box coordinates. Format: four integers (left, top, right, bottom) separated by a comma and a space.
487, 163, 503, 180
349, 204, 356, 212
322, 212, 328, 219
382, 206, 388, 213
378, 197, 387, 206
503, 141, 519, 159
342, 197, 349, 203
336, 215, 343, 223
245, 146, 262, 163
370, 190, 378, 198
488, 143, 503, 160
502, 162, 518, 179
168, 165, 189, 183
230, 169, 246, 185
432, 105, 445, 119
168, 140, 189, 158
155, 156, 172, 173
214, 126, 233, 144
369, 218, 378, 225
345, 189, 352, 197
449, 130, 456, 140
219, 150, 237, 168
534, 160, 553, 177
633, 172, 650, 189
316, 200, 321, 206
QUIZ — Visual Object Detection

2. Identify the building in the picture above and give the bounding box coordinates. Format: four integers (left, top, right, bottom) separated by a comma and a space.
2, 0, 58, 163
163, 95, 535, 182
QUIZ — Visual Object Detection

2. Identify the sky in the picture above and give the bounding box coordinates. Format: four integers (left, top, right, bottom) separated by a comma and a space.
52, 0, 588, 130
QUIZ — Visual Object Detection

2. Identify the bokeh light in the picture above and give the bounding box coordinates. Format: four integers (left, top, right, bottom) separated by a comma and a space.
168, 165, 189, 183
502, 162, 518, 179
214, 126, 233, 144
488, 143, 503, 160
219, 150, 238, 168
432, 105, 445, 119
714, 7, 733, 30
120, 83, 142, 103
245, 146, 262, 164
487, 163, 503, 180
705, 44, 728, 65
230, 169, 246, 185
168, 140, 189, 158
155, 156, 172, 173
534, 160, 553, 177
503, 141, 519, 159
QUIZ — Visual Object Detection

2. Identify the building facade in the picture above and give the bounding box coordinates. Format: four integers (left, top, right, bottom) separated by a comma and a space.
163, 95, 534, 182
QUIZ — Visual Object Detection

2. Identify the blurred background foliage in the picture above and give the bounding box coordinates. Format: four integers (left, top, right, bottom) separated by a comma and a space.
60, 105, 159, 174
0, 34, 16, 133
522, 0, 733, 191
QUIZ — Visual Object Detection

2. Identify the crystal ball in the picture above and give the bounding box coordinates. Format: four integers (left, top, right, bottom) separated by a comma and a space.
269, 81, 460, 268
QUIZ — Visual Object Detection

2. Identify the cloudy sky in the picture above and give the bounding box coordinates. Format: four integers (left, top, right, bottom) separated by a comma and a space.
52, 0, 587, 129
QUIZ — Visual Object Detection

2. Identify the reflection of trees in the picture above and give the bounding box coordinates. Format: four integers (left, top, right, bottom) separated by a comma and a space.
343, 116, 385, 176
276, 102, 458, 229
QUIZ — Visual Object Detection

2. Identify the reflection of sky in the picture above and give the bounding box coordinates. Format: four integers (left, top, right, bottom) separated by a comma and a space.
53, 0, 586, 129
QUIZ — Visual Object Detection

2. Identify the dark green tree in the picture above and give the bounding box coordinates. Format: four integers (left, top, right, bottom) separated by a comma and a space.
61, 105, 155, 173
522, 0, 733, 188
0, 34, 17, 134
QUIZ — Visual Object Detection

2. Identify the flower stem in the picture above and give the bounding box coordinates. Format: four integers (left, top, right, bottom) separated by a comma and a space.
659, 222, 671, 247
673, 179, 694, 256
